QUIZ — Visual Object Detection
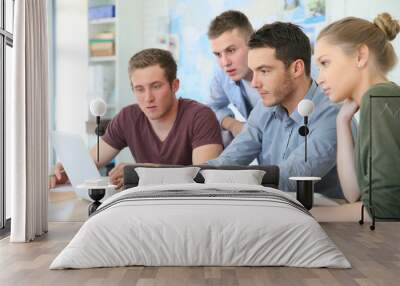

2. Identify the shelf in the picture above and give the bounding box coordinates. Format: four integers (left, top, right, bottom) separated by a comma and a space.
89, 56, 116, 63
89, 17, 116, 25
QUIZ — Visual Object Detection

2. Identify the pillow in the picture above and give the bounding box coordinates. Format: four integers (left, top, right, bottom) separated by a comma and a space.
200, 169, 266, 185
135, 167, 201, 186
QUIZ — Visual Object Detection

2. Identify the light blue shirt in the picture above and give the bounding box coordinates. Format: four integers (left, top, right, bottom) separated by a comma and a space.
209, 80, 344, 198
207, 67, 260, 124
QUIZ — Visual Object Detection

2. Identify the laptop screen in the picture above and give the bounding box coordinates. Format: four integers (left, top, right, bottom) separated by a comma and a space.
52, 132, 101, 187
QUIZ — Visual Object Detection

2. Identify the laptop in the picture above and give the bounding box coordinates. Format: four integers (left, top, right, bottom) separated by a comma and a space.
51, 131, 116, 201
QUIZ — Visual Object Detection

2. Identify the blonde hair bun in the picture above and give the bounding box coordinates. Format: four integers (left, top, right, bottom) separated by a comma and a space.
373, 12, 400, 41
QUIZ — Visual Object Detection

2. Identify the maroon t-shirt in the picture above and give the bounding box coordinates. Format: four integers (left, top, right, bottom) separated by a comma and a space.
102, 98, 222, 165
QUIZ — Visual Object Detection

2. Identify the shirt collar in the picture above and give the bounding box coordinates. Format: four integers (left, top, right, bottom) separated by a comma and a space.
290, 80, 318, 124
272, 80, 318, 124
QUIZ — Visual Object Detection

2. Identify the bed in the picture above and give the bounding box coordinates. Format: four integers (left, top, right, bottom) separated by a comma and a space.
50, 165, 350, 269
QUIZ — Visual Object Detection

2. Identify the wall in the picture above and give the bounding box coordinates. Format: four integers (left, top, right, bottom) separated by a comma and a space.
52, 0, 400, 165
54, 0, 400, 126
115, 0, 144, 110
165, 0, 283, 103
328, 0, 400, 84
53, 0, 145, 164
55, 0, 88, 143
163, 0, 400, 103
114, 0, 144, 163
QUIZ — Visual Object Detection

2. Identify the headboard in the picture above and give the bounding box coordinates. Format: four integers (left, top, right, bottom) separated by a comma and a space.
122, 164, 280, 189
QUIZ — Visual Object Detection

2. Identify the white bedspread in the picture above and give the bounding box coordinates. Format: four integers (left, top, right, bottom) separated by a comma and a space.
50, 183, 351, 269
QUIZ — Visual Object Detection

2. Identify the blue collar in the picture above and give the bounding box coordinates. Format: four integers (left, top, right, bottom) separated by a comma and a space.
272, 80, 318, 124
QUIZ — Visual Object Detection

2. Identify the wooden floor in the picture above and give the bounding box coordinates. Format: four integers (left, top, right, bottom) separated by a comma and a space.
47, 191, 90, 222
1, 222, 400, 286
0, 192, 398, 286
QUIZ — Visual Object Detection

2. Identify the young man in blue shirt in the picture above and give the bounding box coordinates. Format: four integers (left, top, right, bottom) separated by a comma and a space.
207, 10, 260, 138
209, 22, 346, 198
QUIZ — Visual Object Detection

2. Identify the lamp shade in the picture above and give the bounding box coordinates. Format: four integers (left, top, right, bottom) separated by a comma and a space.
298, 99, 315, 117
90, 98, 107, 117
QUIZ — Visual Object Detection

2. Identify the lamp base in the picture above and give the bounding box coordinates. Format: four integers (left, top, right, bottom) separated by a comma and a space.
289, 177, 321, 210
296, 180, 314, 210
88, 188, 106, 216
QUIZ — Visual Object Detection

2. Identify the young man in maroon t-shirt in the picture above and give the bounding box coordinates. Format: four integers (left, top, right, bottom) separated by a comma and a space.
50, 49, 223, 188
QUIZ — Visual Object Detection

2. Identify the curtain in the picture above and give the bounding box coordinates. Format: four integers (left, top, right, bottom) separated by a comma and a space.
9, 0, 49, 242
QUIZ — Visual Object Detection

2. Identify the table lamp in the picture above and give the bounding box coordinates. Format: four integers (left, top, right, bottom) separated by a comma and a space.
86, 98, 108, 215
289, 99, 320, 210
298, 99, 314, 162
90, 98, 107, 163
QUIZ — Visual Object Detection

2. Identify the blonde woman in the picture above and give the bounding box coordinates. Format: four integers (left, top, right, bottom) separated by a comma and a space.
315, 13, 400, 219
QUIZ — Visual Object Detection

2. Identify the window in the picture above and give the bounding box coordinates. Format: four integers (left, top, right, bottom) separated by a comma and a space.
0, 0, 14, 234
5, 0, 13, 33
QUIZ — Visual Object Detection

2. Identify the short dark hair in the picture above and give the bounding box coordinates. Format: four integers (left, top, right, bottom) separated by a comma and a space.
128, 48, 177, 84
248, 22, 311, 76
208, 10, 253, 40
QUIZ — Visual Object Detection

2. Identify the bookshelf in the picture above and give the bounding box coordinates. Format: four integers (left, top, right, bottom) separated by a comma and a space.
87, 0, 116, 125
86, 0, 144, 163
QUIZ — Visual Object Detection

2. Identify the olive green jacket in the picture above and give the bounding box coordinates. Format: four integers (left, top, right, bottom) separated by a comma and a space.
355, 82, 400, 218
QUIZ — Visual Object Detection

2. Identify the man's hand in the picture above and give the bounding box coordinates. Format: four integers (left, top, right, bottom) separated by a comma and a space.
230, 121, 245, 137
337, 99, 359, 124
109, 163, 127, 189
48, 162, 69, 188
221, 117, 245, 137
